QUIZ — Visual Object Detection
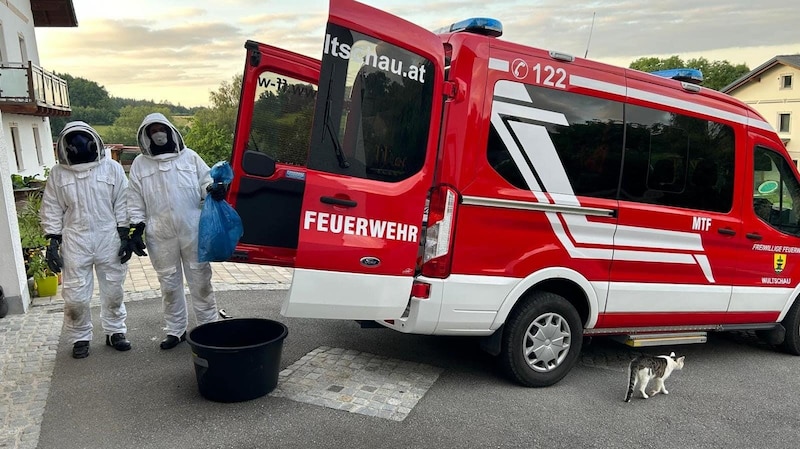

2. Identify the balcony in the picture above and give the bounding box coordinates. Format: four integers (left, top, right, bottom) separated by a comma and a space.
0, 62, 71, 116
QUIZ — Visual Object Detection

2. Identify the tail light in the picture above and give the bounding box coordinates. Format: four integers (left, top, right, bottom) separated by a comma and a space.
421, 185, 458, 278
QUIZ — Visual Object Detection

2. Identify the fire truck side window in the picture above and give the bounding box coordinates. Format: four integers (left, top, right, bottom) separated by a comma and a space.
485, 83, 735, 213
753, 146, 800, 235
247, 71, 317, 166
486, 84, 624, 199
620, 105, 735, 213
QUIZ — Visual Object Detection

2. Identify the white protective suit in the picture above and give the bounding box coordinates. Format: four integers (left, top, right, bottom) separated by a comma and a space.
40, 121, 129, 345
128, 113, 218, 337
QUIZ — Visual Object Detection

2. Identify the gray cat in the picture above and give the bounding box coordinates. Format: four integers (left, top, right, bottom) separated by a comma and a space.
624, 351, 685, 402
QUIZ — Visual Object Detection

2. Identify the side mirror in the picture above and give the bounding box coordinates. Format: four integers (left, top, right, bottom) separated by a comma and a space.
242, 150, 276, 178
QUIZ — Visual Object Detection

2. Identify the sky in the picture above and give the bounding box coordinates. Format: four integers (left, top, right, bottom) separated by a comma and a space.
35, 0, 800, 108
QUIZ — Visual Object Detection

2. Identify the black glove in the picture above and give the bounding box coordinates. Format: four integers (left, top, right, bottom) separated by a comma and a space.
117, 227, 132, 264
45, 234, 63, 274
206, 182, 227, 201
130, 222, 147, 257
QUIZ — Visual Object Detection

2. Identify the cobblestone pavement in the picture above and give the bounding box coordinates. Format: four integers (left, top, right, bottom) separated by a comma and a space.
0, 255, 292, 449
271, 346, 442, 421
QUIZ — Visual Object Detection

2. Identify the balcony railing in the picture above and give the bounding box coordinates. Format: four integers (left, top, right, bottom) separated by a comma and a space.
0, 61, 71, 116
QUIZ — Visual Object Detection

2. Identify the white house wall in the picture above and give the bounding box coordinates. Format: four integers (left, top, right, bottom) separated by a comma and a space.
0, 0, 41, 65
0, 0, 58, 314
5, 114, 56, 176
0, 111, 31, 314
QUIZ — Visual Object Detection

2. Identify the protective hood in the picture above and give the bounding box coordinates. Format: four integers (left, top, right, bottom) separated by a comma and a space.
56, 121, 105, 171
137, 113, 185, 159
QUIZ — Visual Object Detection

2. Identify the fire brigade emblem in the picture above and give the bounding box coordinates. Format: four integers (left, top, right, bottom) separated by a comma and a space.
774, 253, 787, 274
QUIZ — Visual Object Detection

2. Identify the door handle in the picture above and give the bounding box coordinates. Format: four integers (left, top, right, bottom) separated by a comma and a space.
717, 228, 736, 236
746, 232, 763, 240
320, 196, 357, 208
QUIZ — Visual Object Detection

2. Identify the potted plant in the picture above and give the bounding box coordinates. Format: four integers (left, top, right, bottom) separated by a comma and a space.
26, 249, 59, 297
16, 190, 58, 295
12, 172, 48, 202
19, 192, 47, 249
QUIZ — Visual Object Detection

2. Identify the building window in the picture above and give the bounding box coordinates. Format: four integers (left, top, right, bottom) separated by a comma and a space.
0, 22, 6, 62
11, 126, 23, 170
781, 74, 793, 90
779, 113, 791, 133
17, 33, 27, 62
33, 125, 43, 165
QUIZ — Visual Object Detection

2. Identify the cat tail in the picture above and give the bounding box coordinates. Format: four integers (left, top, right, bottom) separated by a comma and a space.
624, 360, 635, 402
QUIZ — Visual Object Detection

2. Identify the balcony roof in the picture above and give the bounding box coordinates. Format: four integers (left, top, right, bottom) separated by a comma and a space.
31, 0, 77, 27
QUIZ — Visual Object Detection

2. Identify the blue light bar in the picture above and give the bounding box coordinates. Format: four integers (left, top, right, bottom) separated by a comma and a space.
435, 18, 503, 37
650, 68, 704, 85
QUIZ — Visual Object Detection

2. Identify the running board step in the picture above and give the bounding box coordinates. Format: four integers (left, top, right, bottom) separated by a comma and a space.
612, 332, 707, 347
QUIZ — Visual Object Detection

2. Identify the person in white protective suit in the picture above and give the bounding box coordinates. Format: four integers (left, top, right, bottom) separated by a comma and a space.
128, 113, 224, 350
40, 121, 133, 359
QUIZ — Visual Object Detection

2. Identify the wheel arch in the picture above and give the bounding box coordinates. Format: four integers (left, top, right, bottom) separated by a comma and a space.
776, 283, 800, 322
490, 267, 599, 330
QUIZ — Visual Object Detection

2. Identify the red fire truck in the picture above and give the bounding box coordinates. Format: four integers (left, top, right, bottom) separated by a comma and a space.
228, 0, 800, 387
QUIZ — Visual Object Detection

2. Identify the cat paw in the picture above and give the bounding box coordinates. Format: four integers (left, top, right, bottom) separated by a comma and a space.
641, 393, 649, 399
663, 390, 669, 395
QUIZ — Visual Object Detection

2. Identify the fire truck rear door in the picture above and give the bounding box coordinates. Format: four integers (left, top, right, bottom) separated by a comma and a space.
229, 41, 320, 267
284, 0, 446, 319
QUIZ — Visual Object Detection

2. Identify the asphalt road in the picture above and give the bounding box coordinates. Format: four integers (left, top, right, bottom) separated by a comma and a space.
37, 289, 800, 449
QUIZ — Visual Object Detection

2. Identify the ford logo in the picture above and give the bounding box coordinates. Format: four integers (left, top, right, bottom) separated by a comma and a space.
360, 257, 381, 267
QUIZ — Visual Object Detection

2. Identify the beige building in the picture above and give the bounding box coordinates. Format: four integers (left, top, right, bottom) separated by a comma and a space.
722, 55, 800, 165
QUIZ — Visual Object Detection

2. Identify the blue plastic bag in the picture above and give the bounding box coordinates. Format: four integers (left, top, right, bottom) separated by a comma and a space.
198, 161, 243, 262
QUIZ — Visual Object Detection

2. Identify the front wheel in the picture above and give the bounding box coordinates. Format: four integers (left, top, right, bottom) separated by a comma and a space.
500, 291, 583, 387
780, 299, 800, 355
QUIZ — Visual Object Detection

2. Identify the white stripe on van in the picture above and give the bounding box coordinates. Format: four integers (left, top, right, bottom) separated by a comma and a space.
570, 74, 773, 132
603, 282, 731, 313
488, 57, 509, 72
569, 75, 626, 96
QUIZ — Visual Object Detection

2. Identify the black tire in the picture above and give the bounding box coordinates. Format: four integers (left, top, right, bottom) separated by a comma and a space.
500, 291, 583, 387
781, 299, 800, 355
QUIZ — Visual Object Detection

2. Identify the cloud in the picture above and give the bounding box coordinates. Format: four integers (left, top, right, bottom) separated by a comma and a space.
34, 0, 800, 107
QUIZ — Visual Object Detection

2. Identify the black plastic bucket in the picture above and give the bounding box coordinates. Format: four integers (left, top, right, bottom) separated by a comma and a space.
187, 318, 288, 403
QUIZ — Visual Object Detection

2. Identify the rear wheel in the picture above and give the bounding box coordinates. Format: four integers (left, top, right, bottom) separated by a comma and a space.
500, 291, 583, 387
781, 299, 800, 355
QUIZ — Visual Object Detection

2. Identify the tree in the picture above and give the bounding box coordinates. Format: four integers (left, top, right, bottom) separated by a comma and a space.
59, 74, 113, 108
50, 74, 118, 135
101, 105, 174, 146
184, 74, 242, 164
629, 56, 750, 91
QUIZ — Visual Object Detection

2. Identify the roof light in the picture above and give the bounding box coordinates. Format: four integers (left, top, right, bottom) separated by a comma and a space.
549, 51, 575, 62
435, 18, 503, 37
650, 68, 704, 85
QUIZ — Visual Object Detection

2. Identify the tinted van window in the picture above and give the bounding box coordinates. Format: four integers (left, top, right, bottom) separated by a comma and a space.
487, 83, 624, 199
247, 71, 316, 166
753, 146, 800, 235
307, 23, 435, 182
620, 105, 735, 213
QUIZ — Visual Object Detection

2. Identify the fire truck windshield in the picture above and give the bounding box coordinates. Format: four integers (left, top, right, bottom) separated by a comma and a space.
307, 23, 435, 183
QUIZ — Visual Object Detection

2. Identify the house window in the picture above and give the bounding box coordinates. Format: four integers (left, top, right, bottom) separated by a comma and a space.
779, 113, 791, 133
11, 125, 23, 170
33, 125, 43, 165
781, 74, 793, 90
0, 22, 6, 62
17, 33, 27, 62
